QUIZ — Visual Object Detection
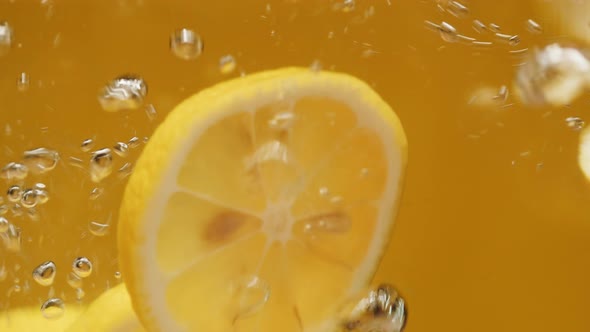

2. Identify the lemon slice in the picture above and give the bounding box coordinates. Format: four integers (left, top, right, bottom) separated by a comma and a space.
118, 67, 407, 331
66, 284, 144, 332
0, 305, 83, 332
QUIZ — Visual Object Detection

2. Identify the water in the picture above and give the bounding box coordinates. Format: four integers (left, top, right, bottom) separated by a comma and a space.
72, 257, 93, 278
170, 28, 203, 60
88, 220, 109, 237
6, 185, 22, 202
0, 21, 12, 56
0, 216, 8, 232
81, 138, 95, 152
89, 148, 113, 183
219, 55, 237, 74
16, 72, 29, 92
40, 297, 65, 319
230, 275, 270, 318
113, 142, 129, 158
20, 189, 38, 208
32, 261, 56, 287
98, 75, 147, 112
23, 147, 60, 174
0, 162, 28, 180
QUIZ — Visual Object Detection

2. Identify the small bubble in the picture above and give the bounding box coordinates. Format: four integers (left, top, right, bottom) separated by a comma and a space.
66, 272, 82, 289
81, 138, 94, 152
32, 261, 56, 287
302, 212, 351, 234
566, 116, 585, 131
447, 1, 469, 18
1, 224, 21, 253
128, 136, 140, 148
118, 162, 133, 179
489, 23, 501, 32
7, 185, 22, 202
319, 187, 330, 196
21, 189, 38, 208
40, 298, 65, 320
98, 75, 147, 112
170, 28, 203, 60
113, 142, 129, 157
89, 187, 104, 200
0, 22, 13, 56
34, 183, 49, 205
72, 257, 92, 278
472, 19, 487, 33
268, 112, 295, 131
439, 22, 458, 43
526, 19, 542, 34
0, 216, 8, 232
145, 103, 157, 121
1, 162, 28, 180
219, 54, 237, 74
23, 147, 60, 174
333, 0, 355, 12
17, 72, 29, 92
88, 221, 109, 237
230, 275, 270, 318
75, 287, 85, 301
90, 148, 113, 183
114, 271, 121, 280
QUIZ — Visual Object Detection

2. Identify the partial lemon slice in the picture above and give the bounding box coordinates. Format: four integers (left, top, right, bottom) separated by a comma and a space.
66, 284, 144, 332
118, 67, 407, 332
0, 304, 83, 332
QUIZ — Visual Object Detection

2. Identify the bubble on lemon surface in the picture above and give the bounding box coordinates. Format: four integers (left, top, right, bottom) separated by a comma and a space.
21, 188, 38, 208
90, 148, 113, 183
566, 116, 585, 131
0, 21, 13, 56
170, 28, 203, 60
1, 162, 28, 180
7, 185, 22, 202
34, 183, 49, 204
230, 275, 270, 318
72, 257, 93, 278
40, 298, 65, 319
32, 261, 56, 287
114, 271, 122, 280
113, 142, 129, 157
23, 147, 60, 174
81, 138, 95, 152
88, 220, 109, 237
98, 75, 147, 112
219, 54, 237, 74
128, 136, 141, 148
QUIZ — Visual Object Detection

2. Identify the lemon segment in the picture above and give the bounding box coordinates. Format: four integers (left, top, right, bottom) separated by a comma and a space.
118, 67, 407, 332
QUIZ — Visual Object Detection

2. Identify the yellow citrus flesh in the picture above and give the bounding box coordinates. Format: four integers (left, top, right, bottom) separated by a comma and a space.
118, 67, 407, 332
66, 283, 144, 332
0, 304, 83, 332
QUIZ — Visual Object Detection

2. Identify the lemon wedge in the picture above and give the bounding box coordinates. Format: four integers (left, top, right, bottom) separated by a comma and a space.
66, 283, 144, 332
118, 67, 407, 331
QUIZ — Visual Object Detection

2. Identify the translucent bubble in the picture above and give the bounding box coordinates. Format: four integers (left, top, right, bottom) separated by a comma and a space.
72, 257, 92, 278
21, 189, 38, 208
219, 54, 237, 74
439, 22, 458, 43
66, 271, 82, 289
7, 185, 22, 203
98, 75, 147, 112
34, 183, 49, 205
1, 162, 28, 180
526, 19, 542, 34
170, 28, 203, 60
114, 271, 122, 280
113, 142, 129, 157
23, 147, 60, 174
32, 261, 56, 287
1, 224, 21, 253
90, 148, 113, 183
319, 186, 330, 197
17, 72, 29, 92
89, 187, 104, 200
145, 104, 157, 121
40, 298, 65, 320
230, 275, 270, 318
0, 21, 13, 56
88, 221, 109, 237
0, 216, 8, 232
81, 138, 94, 152
128, 136, 140, 148
566, 116, 585, 131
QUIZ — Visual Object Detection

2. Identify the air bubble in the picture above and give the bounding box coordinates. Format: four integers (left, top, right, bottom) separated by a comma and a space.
118, 162, 133, 179
319, 187, 330, 196
34, 183, 49, 205
7, 185, 22, 202
66, 271, 82, 289
98, 75, 147, 112
1, 162, 28, 180
230, 275, 270, 318
439, 22, 458, 43
114, 271, 121, 280
23, 147, 60, 174
17, 72, 29, 92
219, 54, 237, 74
90, 148, 113, 183
526, 19, 542, 34
88, 221, 109, 237
566, 116, 585, 131
21, 189, 38, 208
113, 142, 129, 157
89, 187, 104, 200
170, 28, 203, 60
81, 138, 94, 152
128, 136, 140, 148
0, 22, 13, 56
333, 0, 355, 12
0, 216, 8, 232
72, 257, 92, 278
32, 261, 56, 287
447, 1, 469, 18
40, 298, 65, 320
